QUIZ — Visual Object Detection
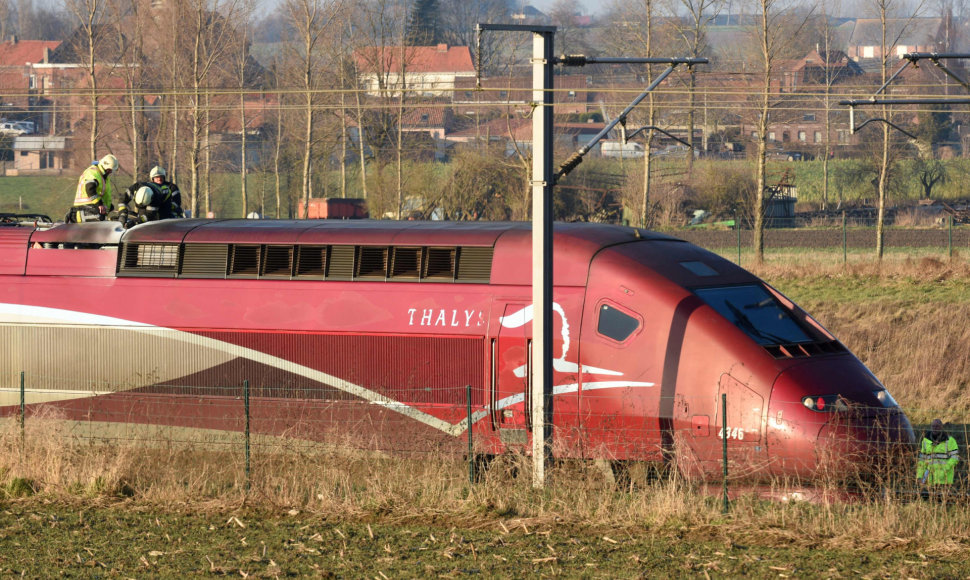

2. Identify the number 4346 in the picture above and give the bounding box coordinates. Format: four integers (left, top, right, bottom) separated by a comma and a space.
718, 427, 745, 440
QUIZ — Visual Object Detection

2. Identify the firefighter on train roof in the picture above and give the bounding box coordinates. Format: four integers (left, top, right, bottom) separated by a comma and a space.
116, 185, 160, 229
116, 166, 185, 229
148, 166, 184, 219
67, 154, 117, 223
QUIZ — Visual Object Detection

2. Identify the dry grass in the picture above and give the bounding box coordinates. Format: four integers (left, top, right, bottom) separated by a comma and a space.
2, 415, 970, 558
2, 256, 970, 560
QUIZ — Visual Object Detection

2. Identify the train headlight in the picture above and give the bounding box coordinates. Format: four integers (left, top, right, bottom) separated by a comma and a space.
874, 389, 898, 408
801, 395, 848, 412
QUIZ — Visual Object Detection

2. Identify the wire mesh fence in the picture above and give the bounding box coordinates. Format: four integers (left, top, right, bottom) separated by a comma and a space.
674, 222, 970, 263
1, 373, 965, 504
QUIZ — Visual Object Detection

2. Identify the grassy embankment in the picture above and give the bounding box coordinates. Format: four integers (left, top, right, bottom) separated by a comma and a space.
2, 257, 970, 575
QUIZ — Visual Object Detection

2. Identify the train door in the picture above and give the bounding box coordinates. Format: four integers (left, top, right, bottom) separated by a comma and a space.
490, 302, 531, 447
716, 374, 766, 467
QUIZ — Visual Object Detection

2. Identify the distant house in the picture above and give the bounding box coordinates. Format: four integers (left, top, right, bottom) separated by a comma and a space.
511, 5, 548, 22
846, 18, 945, 65
400, 105, 450, 140
0, 38, 60, 130
778, 49, 865, 92
10, 135, 69, 174
353, 44, 476, 97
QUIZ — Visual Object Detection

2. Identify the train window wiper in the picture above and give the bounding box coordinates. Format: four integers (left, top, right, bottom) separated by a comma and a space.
694, 284, 817, 346
744, 298, 774, 309
725, 301, 789, 345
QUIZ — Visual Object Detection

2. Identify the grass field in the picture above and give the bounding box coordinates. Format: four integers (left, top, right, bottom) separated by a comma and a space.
2, 496, 967, 577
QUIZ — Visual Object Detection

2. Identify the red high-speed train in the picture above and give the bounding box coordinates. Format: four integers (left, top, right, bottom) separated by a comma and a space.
0, 218, 914, 481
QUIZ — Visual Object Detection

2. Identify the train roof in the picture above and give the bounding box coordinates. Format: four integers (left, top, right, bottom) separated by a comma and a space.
118, 218, 681, 248
4, 219, 693, 285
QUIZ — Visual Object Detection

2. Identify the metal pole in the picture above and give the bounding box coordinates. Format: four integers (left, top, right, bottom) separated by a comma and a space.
244, 379, 251, 493
19, 371, 25, 451
531, 28, 556, 489
467, 384, 475, 484
948, 215, 953, 259
735, 212, 741, 265
721, 393, 729, 513
842, 211, 847, 265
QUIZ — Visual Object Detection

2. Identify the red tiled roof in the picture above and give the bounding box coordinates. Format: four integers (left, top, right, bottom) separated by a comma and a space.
0, 40, 60, 66
354, 45, 474, 74
401, 107, 446, 127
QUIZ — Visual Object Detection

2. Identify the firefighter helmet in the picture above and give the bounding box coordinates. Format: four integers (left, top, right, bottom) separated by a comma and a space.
134, 186, 154, 207
98, 154, 119, 173
149, 166, 166, 180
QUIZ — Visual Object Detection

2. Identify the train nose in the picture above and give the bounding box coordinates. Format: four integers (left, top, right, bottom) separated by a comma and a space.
814, 408, 916, 478
767, 358, 916, 480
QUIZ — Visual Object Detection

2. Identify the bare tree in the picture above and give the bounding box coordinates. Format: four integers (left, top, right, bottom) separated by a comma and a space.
182, 0, 240, 218
234, 4, 255, 217
750, 0, 811, 264
869, 0, 926, 259
668, 0, 719, 175
0, 0, 11, 41
817, 0, 839, 210
352, 0, 410, 212
112, 0, 148, 178
603, 0, 666, 226
283, 0, 342, 218
64, 0, 110, 161
438, 0, 508, 72
549, 0, 591, 56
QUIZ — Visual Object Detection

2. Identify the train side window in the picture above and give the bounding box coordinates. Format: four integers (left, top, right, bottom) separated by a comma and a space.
597, 302, 641, 342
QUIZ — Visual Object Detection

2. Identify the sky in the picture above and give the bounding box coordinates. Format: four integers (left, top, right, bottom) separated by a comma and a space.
527, 0, 608, 16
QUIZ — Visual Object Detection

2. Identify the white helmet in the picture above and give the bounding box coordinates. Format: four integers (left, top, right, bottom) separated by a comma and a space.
134, 186, 154, 207
149, 165, 166, 180
98, 154, 119, 173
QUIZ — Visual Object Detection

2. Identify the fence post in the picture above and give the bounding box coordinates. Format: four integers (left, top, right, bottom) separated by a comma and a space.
244, 379, 251, 493
467, 384, 475, 484
19, 371, 25, 452
842, 211, 847, 265
735, 213, 741, 265
722, 393, 729, 513
948, 215, 953, 259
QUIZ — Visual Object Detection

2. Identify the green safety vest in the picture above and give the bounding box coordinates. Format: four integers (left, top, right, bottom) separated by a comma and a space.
917, 435, 959, 485
74, 166, 112, 209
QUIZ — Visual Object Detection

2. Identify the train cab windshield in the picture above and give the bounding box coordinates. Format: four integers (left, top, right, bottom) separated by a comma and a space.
694, 284, 816, 346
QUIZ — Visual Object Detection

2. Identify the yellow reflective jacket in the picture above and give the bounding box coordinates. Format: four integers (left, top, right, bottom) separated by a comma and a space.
74, 166, 113, 209
917, 435, 959, 485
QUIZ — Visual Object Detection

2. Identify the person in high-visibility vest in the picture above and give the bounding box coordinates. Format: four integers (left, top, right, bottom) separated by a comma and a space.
70, 154, 118, 223
917, 419, 959, 491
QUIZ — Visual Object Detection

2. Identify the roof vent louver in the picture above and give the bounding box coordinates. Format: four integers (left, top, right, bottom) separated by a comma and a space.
327, 245, 355, 279
390, 247, 421, 280
295, 245, 326, 278
356, 246, 388, 279
262, 245, 293, 278
229, 245, 260, 278
118, 243, 178, 278
456, 246, 492, 283
179, 244, 228, 278
423, 247, 456, 280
